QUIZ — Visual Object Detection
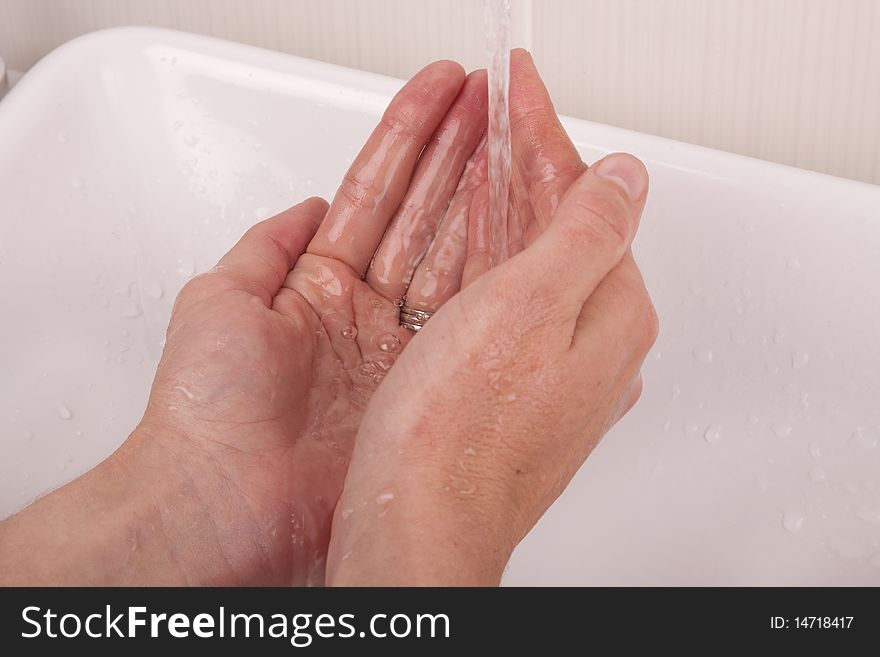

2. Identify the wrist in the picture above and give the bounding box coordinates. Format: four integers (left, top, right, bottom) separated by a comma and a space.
327, 449, 517, 586
0, 422, 260, 585
114, 420, 272, 585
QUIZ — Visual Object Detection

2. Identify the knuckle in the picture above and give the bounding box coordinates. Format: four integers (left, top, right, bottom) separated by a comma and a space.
632, 293, 660, 354
338, 170, 384, 212
379, 109, 424, 143
565, 193, 630, 254
509, 102, 555, 137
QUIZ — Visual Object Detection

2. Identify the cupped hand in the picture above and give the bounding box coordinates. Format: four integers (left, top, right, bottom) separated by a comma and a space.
326, 52, 659, 585
401, 50, 588, 312
121, 61, 489, 585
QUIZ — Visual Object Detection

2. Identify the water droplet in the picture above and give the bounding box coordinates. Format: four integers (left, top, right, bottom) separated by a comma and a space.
376, 491, 394, 505
70, 177, 84, 190
772, 421, 792, 438
809, 466, 826, 483
730, 329, 748, 345
827, 536, 863, 559
684, 421, 700, 435
55, 403, 73, 420
855, 505, 880, 524
393, 298, 405, 308
340, 325, 359, 340
671, 384, 681, 400
786, 256, 801, 271
703, 423, 722, 444
773, 327, 786, 344
809, 441, 822, 459
370, 299, 382, 309
378, 334, 401, 353
177, 259, 196, 276
24, 431, 34, 442
340, 508, 353, 520
782, 510, 805, 533
791, 350, 809, 369
142, 279, 164, 300
173, 386, 195, 400
693, 346, 714, 364
120, 299, 142, 318
852, 426, 879, 451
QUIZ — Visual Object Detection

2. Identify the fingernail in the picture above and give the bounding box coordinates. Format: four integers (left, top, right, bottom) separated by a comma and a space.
592, 153, 648, 201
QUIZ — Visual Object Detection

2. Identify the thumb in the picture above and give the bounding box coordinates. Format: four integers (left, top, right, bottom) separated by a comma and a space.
522, 152, 648, 307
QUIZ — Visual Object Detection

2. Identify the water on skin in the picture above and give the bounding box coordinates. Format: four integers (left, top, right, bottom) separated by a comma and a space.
377, 334, 401, 353
406, 135, 488, 309
483, 0, 511, 267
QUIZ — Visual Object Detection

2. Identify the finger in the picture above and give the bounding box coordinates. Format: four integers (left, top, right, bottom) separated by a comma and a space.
213, 197, 328, 304
616, 374, 644, 422
405, 133, 488, 311
462, 182, 491, 288
508, 49, 585, 245
573, 252, 659, 375
519, 153, 648, 309
366, 70, 489, 303
308, 60, 466, 276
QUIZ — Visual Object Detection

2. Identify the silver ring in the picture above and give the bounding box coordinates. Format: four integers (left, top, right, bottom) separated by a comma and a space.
399, 304, 433, 332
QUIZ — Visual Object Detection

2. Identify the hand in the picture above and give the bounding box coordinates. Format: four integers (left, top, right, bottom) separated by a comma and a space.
0, 60, 488, 585
326, 51, 658, 585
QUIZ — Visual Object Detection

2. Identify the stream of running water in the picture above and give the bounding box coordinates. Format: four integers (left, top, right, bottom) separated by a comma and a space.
483, 0, 512, 267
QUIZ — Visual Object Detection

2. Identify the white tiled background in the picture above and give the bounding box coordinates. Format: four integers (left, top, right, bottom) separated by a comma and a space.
1, 0, 878, 184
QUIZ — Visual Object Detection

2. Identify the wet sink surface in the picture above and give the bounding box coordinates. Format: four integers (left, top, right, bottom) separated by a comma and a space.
1, 27, 880, 585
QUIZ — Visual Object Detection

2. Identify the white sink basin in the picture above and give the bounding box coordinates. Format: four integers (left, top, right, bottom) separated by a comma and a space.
2, 27, 879, 585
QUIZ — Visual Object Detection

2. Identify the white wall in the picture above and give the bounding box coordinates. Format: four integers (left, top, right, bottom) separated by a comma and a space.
1, 0, 878, 184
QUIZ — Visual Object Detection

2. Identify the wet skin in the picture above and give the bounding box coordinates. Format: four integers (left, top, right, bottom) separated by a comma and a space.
0, 51, 656, 587
0, 59, 484, 586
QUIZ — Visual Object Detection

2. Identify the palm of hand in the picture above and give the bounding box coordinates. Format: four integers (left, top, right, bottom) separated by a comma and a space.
141, 59, 479, 584
148, 249, 412, 584
138, 51, 577, 585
